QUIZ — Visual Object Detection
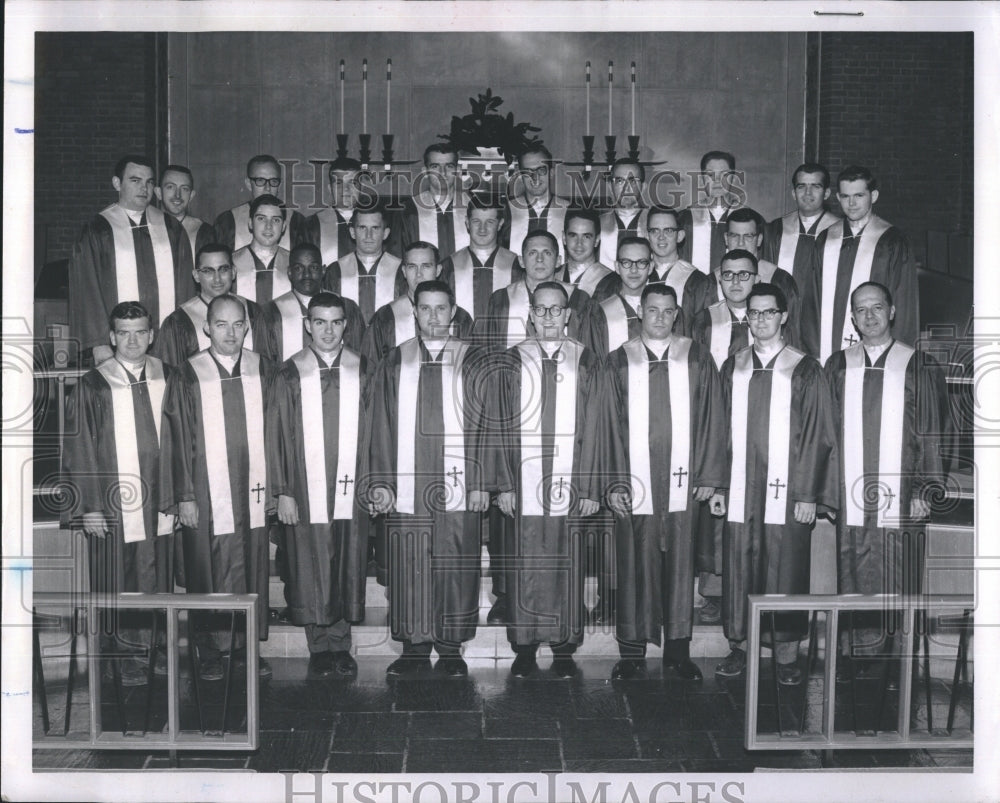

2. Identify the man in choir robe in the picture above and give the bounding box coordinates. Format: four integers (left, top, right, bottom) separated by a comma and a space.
561, 208, 617, 299
154, 243, 262, 368
678, 150, 742, 274
645, 206, 710, 336
70, 155, 193, 364
399, 143, 469, 257
475, 231, 591, 353
258, 243, 365, 362
824, 282, 948, 679
598, 159, 649, 268
601, 285, 727, 681
584, 236, 652, 358
267, 292, 372, 678
714, 283, 838, 685
491, 281, 603, 678
813, 165, 919, 364
438, 193, 520, 320
159, 294, 274, 680
231, 194, 294, 305
213, 153, 304, 253
64, 301, 175, 685
368, 280, 490, 676
304, 158, 365, 267
155, 164, 216, 271
362, 241, 473, 364
323, 205, 404, 325
503, 145, 567, 255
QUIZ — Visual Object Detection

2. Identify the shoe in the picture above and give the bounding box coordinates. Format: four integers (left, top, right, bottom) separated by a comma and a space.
836, 659, 853, 685
269, 607, 293, 625
510, 653, 538, 678
258, 657, 273, 680
435, 656, 469, 677
308, 652, 336, 678
551, 656, 578, 678
332, 651, 358, 676
588, 594, 616, 626
117, 657, 150, 687
198, 655, 224, 682
776, 662, 803, 686
152, 649, 169, 676
386, 656, 430, 676
699, 599, 722, 624
715, 647, 746, 678
664, 656, 703, 681
487, 596, 507, 625
611, 658, 647, 680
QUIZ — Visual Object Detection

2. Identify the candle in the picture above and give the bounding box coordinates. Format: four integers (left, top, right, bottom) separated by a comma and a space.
608, 61, 613, 136
339, 60, 345, 133
631, 62, 636, 136
586, 61, 591, 136
386, 59, 392, 133
362, 59, 368, 134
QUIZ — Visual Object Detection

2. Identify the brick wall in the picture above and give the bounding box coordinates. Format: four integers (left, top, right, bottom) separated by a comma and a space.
34, 33, 156, 268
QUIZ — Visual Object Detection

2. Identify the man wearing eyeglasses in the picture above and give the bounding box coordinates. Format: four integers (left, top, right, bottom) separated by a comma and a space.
213, 154, 305, 253
713, 283, 838, 685
488, 281, 603, 678
504, 145, 568, 257
678, 150, 743, 275
644, 206, 710, 336
559, 208, 616, 299
304, 157, 369, 267
598, 158, 649, 269
70, 155, 194, 366
64, 301, 176, 686
399, 143, 469, 259
155, 164, 216, 271
584, 236, 654, 357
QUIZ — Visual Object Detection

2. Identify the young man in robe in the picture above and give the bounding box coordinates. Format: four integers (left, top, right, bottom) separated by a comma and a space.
368, 280, 490, 676
231, 194, 294, 305
584, 236, 653, 358
323, 205, 404, 325
504, 145, 567, 256
438, 193, 520, 321
598, 159, 649, 269
70, 155, 193, 365
601, 284, 727, 681
645, 206, 710, 336
560, 208, 617, 299
678, 150, 742, 274
64, 301, 175, 685
304, 157, 365, 267
155, 164, 216, 271
398, 143, 469, 258
812, 166, 919, 363
159, 294, 275, 680
267, 292, 372, 678
824, 281, 948, 682
213, 154, 304, 253
489, 281, 603, 678
714, 283, 839, 685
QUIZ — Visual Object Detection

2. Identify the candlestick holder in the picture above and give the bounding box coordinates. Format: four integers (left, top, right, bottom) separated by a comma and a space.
627, 135, 641, 162
335, 134, 350, 161
381, 134, 395, 171
604, 135, 617, 166
582, 135, 595, 173
358, 134, 372, 169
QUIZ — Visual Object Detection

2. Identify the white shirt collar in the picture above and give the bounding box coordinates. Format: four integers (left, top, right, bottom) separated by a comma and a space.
863, 340, 892, 361
210, 349, 240, 373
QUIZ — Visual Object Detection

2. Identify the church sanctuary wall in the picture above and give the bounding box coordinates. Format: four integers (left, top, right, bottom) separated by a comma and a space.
166, 32, 806, 227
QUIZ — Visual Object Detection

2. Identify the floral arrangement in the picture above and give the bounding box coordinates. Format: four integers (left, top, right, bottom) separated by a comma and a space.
439, 88, 543, 163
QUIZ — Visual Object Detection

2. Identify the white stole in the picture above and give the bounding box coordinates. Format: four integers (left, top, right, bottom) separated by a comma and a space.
504, 281, 575, 350
598, 209, 648, 269
99, 204, 175, 325
232, 203, 293, 252
573, 262, 613, 297
273, 292, 306, 361
708, 301, 734, 371
728, 346, 804, 525
624, 337, 691, 514
96, 357, 173, 542
180, 295, 255, 354
390, 297, 416, 345
842, 341, 913, 528
180, 215, 205, 261
508, 201, 567, 257
232, 246, 290, 304
316, 207, 346, 266
451, 247, 515, 316
686, 207, 713, 275
293, 347, 360, 522
338, 252, 400, 312
776, 211, 837, 278
819, 216, 892, 362
658, 260, 696, 306
518, 339, 580, 517
188, 350, 267, 534
416, 194, 469, 254
601, 295, 633, 354
395, 338, 468, 514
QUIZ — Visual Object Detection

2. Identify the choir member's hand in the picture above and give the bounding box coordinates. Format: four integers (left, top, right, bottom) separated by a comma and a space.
607, 491, 631, 518
277, 494, 299, 525
369, 486, 395, 515
692, 486, 715, 503
82, 512, 107, 537
179, 501, 199, 529
92, 345, 114, 364
793, 501, 817, 525
497, 492, 517, 517
467, 490, 489, 512
577, 498, 599, 517
910, 498, 931, 520
709, 493, 727, 517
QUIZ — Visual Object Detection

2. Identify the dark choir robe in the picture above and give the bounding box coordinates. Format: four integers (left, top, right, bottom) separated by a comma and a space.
812, 216, 918, 363
368, 337, 488, 647
63, 357, 175, 593
678, 205, 739, 274
213, 202, 305, 253
322, 251, 405, 325
489, 338, 602, 647
361, 295, 474, 365
257, 290, 366, 363
178, 215, 217, 273
439, 246, 520, 320
559, 261, 617, 300
502, 197, 568, 254
584, 292, 643, 358
474, 281, 592, 353
824, 341, 948, 605
232, 245, 290, 305
602, 338, 727, 644
303, 207, 355, 267
720, 345, 839, 644
648, 259, 711, 337
706, 260, 804, 352
153, 294, 262, 369
267, 346, 372, 629
69, 205, 194, 352
159, 349, 275, 639
598, 208, 648, 269
398, 191, 469, 258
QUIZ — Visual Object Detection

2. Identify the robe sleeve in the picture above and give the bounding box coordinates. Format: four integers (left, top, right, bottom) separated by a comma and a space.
62, 374, 104, 524
788, 358, 839, 513
680, 271, 711, 338
166, 214, 195, 307
462, 346, 491, 492
367, 350, 400, 497
575, 348, 604, 501
487, 350, 521, 494
473, 289, 509, 354
69, 218, 113, 353
343, 298, 368, 353
882, 230, 919, 346
158, 366, 198, 513
775, 269, 803, 353
151, 312, 193, 369
195, 221, 217, 258
265, 362, 299, 501
912, 351, 949, 497
359, 310, 384, 365
582, 305, 607, 357
691, 346, 729, 490
256, 302, 281, 363
591, 272, 619, 303
321, 261, 342, 294
691, 308, 711, 349
453, 307, 475, 341
213, 209, 237, 252
595, 351, 630, 498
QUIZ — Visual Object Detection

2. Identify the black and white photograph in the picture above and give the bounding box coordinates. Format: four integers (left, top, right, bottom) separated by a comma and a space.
3, 2, 998, 801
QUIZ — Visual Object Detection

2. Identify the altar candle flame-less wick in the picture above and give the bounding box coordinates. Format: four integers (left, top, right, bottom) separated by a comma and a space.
339, 60, 345, 133
386, 59, 392, 133
362, 59, 368, 134
608, 61, 614, 136
631, 62, 636, 136
586, 61, 591, 136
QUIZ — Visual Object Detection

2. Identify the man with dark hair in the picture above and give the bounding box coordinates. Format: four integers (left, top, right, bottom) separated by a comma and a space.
584, 236, 654, 357
64, 301, 175, 685
399, 143, 468, 257
70, 155, 193, 365
645, 206, 710, 336
762, 162, 838, 282
304, 158, 367, 266
714, 283, 838, 684
438, 194, 520, 320
368, 279, 490, 676
267, 291, 373, 678
678, 150, 741, 274
599, 158, 649, 268
812, 165, 918, 363
155, 164, 216, 268
213, 153, 305, 253
561, 208, 616, 298
231, 194, 292, 305
601, 284, 727, 681
504, 145, 568, 254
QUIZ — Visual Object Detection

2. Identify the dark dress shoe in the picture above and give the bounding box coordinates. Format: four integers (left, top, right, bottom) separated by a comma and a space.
198, 656, 224, 682
386, 656, 430, 676
776, 662, 803, 686
510, 653, 538, 678
487, 596, 507, 625
332, 651, 358, 676
699, 598, 722, 624
435, 656, 469, 677
111, 657, 149, 687
551, 656, 578, 678
664, 656, 703, 681
257, 657, 273, 680
714, 647, 746, 678
611, 658, 646, 680
308, 651, 335, 677
587, 595, 616, 626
